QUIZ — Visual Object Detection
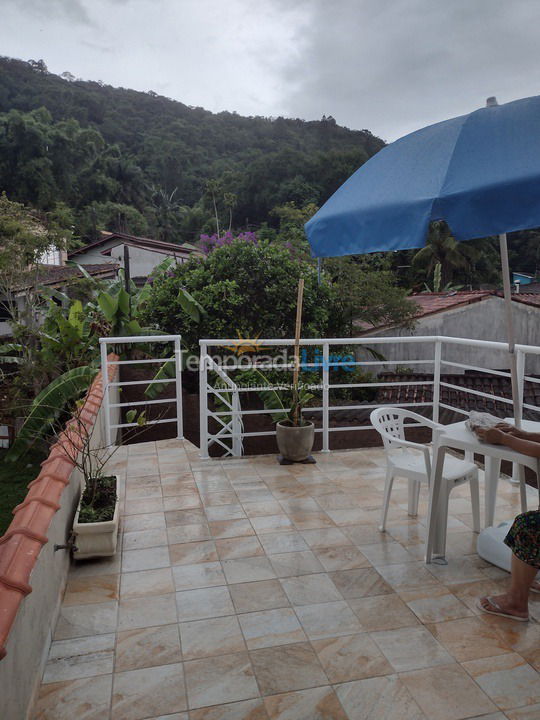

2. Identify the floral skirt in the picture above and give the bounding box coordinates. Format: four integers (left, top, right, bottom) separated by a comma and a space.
504, 510, 540, 569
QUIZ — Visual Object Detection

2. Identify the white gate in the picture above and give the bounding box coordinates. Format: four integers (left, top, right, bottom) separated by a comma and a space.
100, 335, 183, 447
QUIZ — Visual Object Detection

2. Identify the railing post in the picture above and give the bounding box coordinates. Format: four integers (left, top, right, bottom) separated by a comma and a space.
174, 336, 184, 439
199, 344, 209, 458
322, 342, 330, 452
432, 339, 442, 424
232, 391, 242, 457
511, 348, 526, 485
100, 339, 112, 447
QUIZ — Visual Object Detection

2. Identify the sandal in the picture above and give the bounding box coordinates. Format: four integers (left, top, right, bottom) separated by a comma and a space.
477, 596, 529, 622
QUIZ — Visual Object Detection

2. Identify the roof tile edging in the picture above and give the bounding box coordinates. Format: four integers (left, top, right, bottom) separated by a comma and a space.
0, 354, 118, 661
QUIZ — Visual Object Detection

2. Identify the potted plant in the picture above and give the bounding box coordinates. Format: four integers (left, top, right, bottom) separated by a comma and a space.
275, 383, 315, 462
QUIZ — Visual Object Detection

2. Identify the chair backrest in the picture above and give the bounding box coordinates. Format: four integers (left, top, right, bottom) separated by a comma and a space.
370, 407, 408, 451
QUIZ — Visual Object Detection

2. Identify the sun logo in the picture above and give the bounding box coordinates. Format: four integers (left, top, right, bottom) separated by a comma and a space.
224, 331, 268, 356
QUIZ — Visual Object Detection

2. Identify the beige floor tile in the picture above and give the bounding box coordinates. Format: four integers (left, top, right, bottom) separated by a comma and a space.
238, 608, 306, 649
280, 573, 343, 606
400, 586, 474, 623
425, 556, 491, 585
167, 524, 212, 544
250, 514, 294, 534
258, 532, 310, 554
120, 567, 174, 599
288, 511, 335, 530
249, 642, 328, 695
206, 504, 247, 522
180, 615, 246, 659
329, 568, 393, 599
175, 585, 235, 622
123, 528, 168, 551
63, 574, 119, 606
189, 698, 268, 719
348, 594, 420, 632
462, 653, 540, 710
301, 528, 353, 549
506, 705, 540, 719
201, 491, 239, 506
269, 551, 325, 577
242, 500, 284, 517
335, 674, 426, 720
123, 512, 166, 532
358, 541, 416, 566
112, 663, 187, 720
314, 546, 371, 571
324, 508, 372, 526
33, 675, 113, 720
118, 592, 177, 630
115, 624, 182, 672
172, 561, 225, 591
124, 497, 164, 515
122, 546, 170, 573
427, 617, 511, 662
68, 554, 121, 578
295, 601, 363, 640
376, 562, 441, 592
165, 509, 207, 527
215, 536, 265, 560
400, 663, 497, 720
184, 652, 259, 709
313, 633, 392, 683
53, 601, 118, 640
222, 557, 276, 584
342, 524, 391, 546
42, 634, 115, 683
229, 579, 290, 613
170, 540, 218, 565
264, 686, 348, 720
210, 519, 256, 539
371, 626, 453, 672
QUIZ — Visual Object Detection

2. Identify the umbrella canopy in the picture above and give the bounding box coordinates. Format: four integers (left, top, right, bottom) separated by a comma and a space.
305, 95, 540, 257
305, 96, 540, 426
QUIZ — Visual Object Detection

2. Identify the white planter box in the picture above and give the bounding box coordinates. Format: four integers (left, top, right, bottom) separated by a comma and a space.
72, 475, 120, 560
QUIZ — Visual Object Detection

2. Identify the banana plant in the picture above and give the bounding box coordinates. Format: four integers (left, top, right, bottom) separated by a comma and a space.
5, 364, 99, 462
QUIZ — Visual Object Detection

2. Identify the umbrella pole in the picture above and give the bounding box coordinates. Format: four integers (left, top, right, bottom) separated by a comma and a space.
499, 233, 522, 428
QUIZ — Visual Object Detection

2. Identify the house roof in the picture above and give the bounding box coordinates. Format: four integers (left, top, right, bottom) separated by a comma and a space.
355, 290, 540, 335
68, 231, 199, 259
13, 263, 119, 293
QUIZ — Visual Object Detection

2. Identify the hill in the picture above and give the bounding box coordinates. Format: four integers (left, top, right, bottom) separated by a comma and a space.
0, 56, 384, 243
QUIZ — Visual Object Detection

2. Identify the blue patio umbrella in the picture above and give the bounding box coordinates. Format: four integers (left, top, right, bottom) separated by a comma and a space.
305, 96, 540, 425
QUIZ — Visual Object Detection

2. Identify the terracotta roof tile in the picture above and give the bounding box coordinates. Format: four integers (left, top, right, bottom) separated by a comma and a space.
0, 355, 118, 660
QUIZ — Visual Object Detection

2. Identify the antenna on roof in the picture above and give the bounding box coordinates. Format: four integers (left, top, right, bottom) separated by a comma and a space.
486, 96, 498, 107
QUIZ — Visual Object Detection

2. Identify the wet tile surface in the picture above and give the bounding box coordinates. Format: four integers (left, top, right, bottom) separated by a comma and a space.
36, 440, 540, 720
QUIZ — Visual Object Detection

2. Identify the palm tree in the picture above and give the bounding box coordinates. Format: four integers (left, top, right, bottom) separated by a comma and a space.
413, 221, 471, 287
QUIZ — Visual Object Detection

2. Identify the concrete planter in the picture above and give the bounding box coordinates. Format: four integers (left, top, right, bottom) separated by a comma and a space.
276, 421, 315, 462
72, 476, 120, 560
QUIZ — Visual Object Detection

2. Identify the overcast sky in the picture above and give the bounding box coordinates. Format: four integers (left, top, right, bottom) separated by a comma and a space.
2, 0, 540, 141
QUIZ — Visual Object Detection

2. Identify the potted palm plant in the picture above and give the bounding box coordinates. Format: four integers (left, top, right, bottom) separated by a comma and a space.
275, 383, 315, 462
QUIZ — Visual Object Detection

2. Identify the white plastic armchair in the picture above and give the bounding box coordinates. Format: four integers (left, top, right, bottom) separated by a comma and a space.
370, 407, 480, 536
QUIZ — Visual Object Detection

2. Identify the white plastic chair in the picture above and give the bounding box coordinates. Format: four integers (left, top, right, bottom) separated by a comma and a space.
370, 408, 480, 540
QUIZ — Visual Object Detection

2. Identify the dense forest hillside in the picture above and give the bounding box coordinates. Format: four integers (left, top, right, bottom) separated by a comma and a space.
0, 56, 384, 243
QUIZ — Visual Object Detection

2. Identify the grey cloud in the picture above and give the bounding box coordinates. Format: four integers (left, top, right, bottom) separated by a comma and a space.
16, 0, 94, 25
276, 0, 540, 140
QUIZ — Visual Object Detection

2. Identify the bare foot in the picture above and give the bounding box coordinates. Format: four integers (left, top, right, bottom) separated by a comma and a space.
479, 594, 529, 620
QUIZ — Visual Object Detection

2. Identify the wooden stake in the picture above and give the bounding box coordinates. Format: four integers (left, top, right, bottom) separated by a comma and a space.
292, 278, 304, 425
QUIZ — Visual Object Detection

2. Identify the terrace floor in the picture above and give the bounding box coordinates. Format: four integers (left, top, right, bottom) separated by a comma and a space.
33, 439, 540, 720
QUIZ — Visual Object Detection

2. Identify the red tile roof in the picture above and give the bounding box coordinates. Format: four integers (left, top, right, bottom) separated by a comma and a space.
0, 357, 118, 661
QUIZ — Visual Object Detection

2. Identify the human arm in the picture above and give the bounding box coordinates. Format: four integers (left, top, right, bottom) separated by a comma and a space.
476, 427, 540, 458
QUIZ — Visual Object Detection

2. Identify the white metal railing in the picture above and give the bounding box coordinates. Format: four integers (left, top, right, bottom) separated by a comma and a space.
100, 335, 183, 446
199, 335, 540, 458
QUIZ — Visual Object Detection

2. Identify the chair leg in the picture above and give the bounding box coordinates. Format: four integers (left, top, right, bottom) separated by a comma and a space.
437, 485, 450, 558
518, 465, 528, 514
469, 474, 481, 534
379, 466, 394, 532
408, 479, 421, 517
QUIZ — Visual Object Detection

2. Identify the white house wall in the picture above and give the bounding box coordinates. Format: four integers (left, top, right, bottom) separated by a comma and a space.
359, 297, 540, 375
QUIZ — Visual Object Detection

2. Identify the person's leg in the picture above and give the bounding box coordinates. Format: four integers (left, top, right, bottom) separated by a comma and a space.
479, 553, 538, 619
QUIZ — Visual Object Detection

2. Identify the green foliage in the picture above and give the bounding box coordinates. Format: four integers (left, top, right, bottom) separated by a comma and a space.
5, 365, 98, 462
0, 57, 384, 242
141, 237, 339, 352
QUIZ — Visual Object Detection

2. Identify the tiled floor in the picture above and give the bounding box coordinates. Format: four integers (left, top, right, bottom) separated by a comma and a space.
33, 439, 540, 720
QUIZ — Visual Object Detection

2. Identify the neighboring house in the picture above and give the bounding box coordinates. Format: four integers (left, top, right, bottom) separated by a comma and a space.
0, 263, 118, 338
68, 231, 202, 284
356, 290, 540, 374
